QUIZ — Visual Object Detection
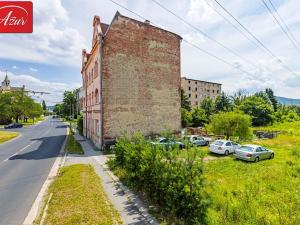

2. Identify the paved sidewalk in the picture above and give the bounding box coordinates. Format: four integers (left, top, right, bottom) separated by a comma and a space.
64, 133, 159, 225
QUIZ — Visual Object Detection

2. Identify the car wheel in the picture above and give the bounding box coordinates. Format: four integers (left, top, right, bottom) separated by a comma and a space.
254, 157, 259, 163
269, 153, 274, 159
225, 150, 229, 156
206, 141, 209, 146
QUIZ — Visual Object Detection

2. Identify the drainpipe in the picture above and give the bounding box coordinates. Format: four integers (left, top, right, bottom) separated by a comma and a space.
99, 37, 104, 150
84, 68, 88, 137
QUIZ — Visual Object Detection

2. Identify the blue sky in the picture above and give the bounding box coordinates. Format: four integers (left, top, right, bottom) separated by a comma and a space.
0, 0, 299, 105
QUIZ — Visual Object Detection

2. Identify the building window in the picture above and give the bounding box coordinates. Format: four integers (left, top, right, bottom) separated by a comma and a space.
195, 81, 197, 84
207, 89, 209, 92
195, 87, 197, 91
188, 94, 191, 98
188, 80, 190, 84
188, 86, 191, 91
213, 90, 215, 93
94, 61, 98, 78
217, 90, 219, 94
195, 101, 198, 105
95, 89, 99, 103
195, 94, 197, 98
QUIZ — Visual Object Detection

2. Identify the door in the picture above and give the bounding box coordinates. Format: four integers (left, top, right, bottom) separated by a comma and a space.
225, 142, 233, 153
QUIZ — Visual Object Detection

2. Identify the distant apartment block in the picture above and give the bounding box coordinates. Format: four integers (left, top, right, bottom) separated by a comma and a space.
81, 12, 182, 148
181, 77, 222, 107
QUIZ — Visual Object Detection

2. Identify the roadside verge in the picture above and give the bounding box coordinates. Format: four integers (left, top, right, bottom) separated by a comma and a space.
23, 124, 69, 225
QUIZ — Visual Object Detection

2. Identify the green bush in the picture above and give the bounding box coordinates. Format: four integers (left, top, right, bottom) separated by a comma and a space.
114, 134, 210, 224
77, 115, 83, 135
208, 111, 252, 140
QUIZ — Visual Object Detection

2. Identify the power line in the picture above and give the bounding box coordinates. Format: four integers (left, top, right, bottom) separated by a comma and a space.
203, 0, 264, 53
267, 0, 300, 49
213, 0, 299, 77
261, 0, 300, 55
106, 0, 262, 81
150, 0, 261, 71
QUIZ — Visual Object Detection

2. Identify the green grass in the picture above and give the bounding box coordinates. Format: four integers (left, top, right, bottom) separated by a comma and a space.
39, 164, 123, 225
0, 131, 19, 143
204, 122, 300, 225
65, 134, 84, 154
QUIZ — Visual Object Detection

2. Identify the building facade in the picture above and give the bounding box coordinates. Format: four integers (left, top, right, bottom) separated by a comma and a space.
81, 12, 182, 148
181, 77, 222, 108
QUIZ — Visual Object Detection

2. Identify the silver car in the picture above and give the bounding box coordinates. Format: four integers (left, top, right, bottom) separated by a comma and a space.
234, 144, 274, 162
183, 135, 209, 146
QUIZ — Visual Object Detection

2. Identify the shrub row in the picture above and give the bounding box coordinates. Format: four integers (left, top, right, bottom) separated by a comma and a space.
114, 134, 210, 225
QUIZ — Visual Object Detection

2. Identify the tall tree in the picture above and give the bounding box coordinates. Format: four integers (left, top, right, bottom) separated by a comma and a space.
200, 97, 215, 118
181, 89, 191, 111
215, 92, 232, 112
238, 96, 274, 126
265, 88, 278, 111
42, 100, 47, 111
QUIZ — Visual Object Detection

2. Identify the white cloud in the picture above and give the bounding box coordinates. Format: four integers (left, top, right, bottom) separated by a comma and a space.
12, 66, 17, 69
0, 0, 87, 67
187, 0, 217, 24
0, 0, 300, 99
29, 67, 38, 72
0, 71, 80, 105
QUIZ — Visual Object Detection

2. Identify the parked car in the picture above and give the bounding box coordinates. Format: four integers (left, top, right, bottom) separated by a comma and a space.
234, 144, 274, 162
4, 123, 23, 129
151, 137, 185, 149
209, 140, 240, 155
183, 135, 210, 146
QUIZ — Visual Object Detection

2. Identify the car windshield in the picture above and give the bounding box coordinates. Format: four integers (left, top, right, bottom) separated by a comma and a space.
213, 141, 224, 146
239, 146, 254, 152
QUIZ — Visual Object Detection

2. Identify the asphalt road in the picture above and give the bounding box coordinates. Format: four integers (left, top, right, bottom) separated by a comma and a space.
0, 118, 67, 225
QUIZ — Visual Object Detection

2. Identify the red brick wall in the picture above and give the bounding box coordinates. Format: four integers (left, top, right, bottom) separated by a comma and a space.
102, 15, 181, 140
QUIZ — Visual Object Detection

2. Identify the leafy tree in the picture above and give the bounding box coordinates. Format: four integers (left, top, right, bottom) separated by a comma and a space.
181, 89, 191, 111
181, 108, 192, 127
191, 107, 208, 127
265, 88, 278, 111
42, 100, 47, 111
0, 92, 13, 124
215, 92, 232, 112
238, 96, 274, 126
208, 111, 252, 140
230, 89, 247, 106
200, 97, 215, 118
53, 104, 63, 115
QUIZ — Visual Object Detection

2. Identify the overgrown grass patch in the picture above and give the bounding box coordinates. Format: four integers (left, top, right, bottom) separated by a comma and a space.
0, 131, 19, 143
204, 128, 300, 224
65, 134, 84, 155
39, 164, 123, 225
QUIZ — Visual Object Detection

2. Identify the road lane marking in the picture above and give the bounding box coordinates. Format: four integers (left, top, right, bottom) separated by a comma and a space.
2, 144, 31, 162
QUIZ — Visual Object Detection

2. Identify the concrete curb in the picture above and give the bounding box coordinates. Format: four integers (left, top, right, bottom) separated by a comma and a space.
23, 124, 69, 225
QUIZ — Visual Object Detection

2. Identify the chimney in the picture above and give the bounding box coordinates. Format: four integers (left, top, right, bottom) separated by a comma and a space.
144, 20, 150, 25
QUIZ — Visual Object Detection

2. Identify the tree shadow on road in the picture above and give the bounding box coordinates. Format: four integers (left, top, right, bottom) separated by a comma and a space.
9, 135, 66, 161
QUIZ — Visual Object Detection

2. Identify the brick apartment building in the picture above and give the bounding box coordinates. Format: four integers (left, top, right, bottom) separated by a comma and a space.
181, 77, 222, 108
81, 12, 182, 148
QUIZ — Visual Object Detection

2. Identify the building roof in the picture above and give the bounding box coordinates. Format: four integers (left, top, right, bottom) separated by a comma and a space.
181, 77, 222, 85
100, 23, 109, 34
112, 12, 182, 40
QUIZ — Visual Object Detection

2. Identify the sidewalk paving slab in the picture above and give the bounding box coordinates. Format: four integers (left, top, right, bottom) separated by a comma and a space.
65, 133, 159, 225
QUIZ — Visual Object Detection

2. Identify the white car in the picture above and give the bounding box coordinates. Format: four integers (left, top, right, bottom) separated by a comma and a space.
209, 140, 240, 155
